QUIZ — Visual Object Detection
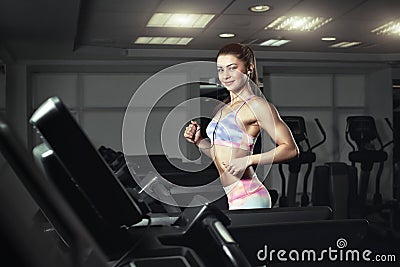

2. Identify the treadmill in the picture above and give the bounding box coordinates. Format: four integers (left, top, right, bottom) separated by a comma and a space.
0, 116, 108, 267
29, 97, 253, 267
28, 97, 370, 267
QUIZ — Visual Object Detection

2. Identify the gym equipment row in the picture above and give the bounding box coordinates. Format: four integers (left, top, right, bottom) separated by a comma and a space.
0, 97, 374, 267
279, 115, 400, 239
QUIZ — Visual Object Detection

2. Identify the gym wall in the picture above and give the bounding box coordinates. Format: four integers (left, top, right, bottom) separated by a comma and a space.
1, 65, 39, 221
262, 65, 393, 203
30, 71, 195, 159
3, 59, 395, 206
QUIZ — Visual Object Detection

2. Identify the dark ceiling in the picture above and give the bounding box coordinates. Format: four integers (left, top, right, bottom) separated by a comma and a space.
1, 0, 400, 61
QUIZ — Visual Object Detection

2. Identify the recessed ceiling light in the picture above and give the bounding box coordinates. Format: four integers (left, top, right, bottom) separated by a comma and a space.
329, 41, 361, 48
219, 33, 235, 38
146, 13, 215, 28
266, 16, 332, 31
134, 37, 193, 45
260, 39, 291, 46
249, 5, 270, 13
321, 36, 336, 41
371, 20, 400, 36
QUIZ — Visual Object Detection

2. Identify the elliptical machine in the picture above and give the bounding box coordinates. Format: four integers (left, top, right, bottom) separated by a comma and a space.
346, 116, 393, 209
345, 116, 400, 238
278, 116, 326, 207
312, 116, 393, 220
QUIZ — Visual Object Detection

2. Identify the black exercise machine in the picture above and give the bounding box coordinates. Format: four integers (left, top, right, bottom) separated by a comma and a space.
1, 119, 242, 267
345, 116, 400, 237
346, 116, 393, 208
23, 97, 371, 266
97, 146, 222, 212
312, 116, 395, 221
32, 142, 145, 258
279, 116, 326, 207
312, 161, 360, 219
29, 96, 252, 267
0, 116, 109, 267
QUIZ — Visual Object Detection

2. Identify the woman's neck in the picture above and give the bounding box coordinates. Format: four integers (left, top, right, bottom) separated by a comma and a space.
229, 88, 251, 105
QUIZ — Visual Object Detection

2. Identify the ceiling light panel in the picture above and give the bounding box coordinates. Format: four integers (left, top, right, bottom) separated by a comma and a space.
260, 39, 291, 46
372, 20, 400, 36
329, 42, 361, 48
146, 13, 214, 28
134, 37, 193, 45
266, 16, 332, 31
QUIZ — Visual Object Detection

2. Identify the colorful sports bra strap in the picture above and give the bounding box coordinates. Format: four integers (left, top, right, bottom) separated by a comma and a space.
236, 94, 256, 112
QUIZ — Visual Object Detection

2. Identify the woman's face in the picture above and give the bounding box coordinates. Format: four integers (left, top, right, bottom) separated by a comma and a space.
216, 54, 247, 93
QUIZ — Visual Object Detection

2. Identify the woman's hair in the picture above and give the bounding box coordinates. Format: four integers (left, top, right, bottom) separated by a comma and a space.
216, 43, 259, 86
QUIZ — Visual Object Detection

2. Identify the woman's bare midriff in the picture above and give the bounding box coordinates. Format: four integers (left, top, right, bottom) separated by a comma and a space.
210, 144, 255, 187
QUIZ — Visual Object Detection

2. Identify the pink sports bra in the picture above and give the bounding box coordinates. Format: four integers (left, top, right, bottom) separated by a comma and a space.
206, 95, 258, 151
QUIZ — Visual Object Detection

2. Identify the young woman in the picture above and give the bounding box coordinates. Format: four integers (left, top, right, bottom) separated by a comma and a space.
184, 43, 298, 210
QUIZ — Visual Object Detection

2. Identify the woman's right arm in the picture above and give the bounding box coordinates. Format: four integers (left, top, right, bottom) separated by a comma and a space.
184, 121, 213, 158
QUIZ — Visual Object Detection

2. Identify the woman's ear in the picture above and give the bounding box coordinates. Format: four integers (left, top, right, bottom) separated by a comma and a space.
248, 63, 255, 73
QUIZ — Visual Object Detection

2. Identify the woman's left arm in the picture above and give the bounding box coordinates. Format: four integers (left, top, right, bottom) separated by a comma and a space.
247, 99, 299, 166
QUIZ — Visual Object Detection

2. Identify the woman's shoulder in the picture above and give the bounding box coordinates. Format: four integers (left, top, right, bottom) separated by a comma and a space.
245, 96, 279, 116
247, 95, 272, 108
